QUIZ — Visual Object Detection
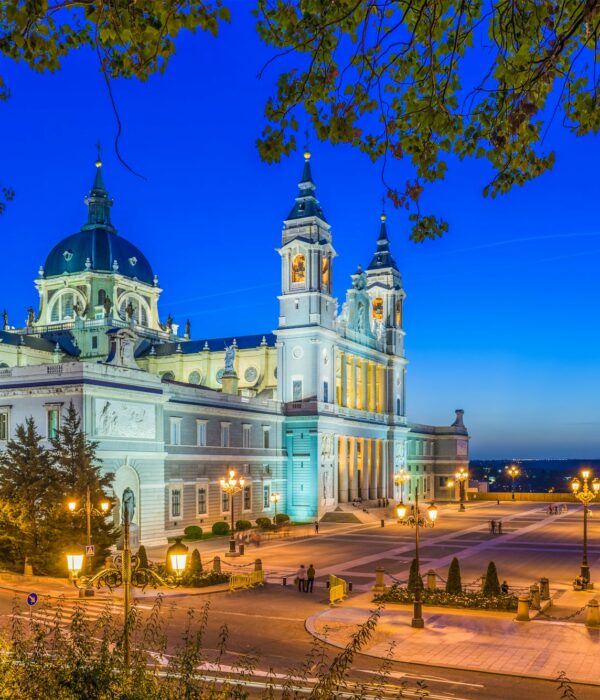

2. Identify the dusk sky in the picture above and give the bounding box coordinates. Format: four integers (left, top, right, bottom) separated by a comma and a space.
0, 4, 598, 459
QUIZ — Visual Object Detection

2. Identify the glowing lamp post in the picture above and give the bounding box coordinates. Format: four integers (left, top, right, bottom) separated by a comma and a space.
394, 469, 409, 503
270, 492, 280, 519
397, 484, 437, 628
220, 469, 245, 554
454, 467, 469, 512
506, 464, 521, 500
571, 469, 600, 585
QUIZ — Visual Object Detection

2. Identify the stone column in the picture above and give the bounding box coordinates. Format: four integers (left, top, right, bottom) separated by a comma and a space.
368, 362, 376, 411
381, 439, 388, 498
376, 440, 383, 499
348, 438, 359, 501
340, 351, 347, 407
362, 360, 369, 412
369, 439, 377, 499
381, 365, 387, 414
351, 355, 357, 409
338, 437, 349, 503
360, 439, 369, 500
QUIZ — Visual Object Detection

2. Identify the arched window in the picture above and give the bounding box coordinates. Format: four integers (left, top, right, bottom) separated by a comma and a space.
118, 294, 149, 326
49, 291, 84, 323
321, 256, 330, 291
372, 297, 384, 320
98, 289, 107, 306
291, 254, 306, 284
161, 371, 175, 381
395, 299, 402, 326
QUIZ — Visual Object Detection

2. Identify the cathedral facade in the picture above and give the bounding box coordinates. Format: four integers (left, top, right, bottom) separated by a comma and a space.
0, 153, 468, 545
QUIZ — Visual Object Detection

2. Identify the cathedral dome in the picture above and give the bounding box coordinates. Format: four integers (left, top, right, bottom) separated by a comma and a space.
44, 228, 154, 285
43, 156, 154, 285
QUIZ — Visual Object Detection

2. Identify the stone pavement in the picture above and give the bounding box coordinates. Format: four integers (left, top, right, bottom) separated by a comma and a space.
306, 591, 600, 686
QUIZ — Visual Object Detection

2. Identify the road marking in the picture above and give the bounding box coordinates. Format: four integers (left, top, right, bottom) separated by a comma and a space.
207, 609, 305, 622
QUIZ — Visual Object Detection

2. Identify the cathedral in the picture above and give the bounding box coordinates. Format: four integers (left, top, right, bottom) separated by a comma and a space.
0, 151, 468, 545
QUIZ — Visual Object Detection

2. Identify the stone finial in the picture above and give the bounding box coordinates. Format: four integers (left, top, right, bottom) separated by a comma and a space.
85, 257, 92, 270
149, 344, 156, 356
260, 335, 268, 346
112, 259, 119, 272
451, 409, 465, 428
38, 265, 44, 278
203, 340, 210, 351
176, 343, 183, 354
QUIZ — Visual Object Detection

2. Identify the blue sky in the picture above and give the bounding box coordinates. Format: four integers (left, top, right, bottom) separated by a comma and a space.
0, 5, 598, 459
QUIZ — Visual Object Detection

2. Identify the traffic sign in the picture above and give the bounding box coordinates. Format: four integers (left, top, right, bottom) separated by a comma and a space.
85, 545, 95, 556
27, 592, 38, 606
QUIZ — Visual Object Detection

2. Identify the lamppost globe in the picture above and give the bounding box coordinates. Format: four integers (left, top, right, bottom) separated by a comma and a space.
66, 553, 84, 578
396, 502, 407, 519
593, 479, 600, 494
427, 503, 438, 522
571, 479, 581, 493
68, 500, 77, 512
221, 468, 245, 555
100, 501, 110, 513
167, 539, 189, 578
571, 469, 599, 585
454, 467, 469, 511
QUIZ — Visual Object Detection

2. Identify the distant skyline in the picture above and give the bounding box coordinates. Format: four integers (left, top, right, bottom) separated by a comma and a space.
0, 4, 599, 459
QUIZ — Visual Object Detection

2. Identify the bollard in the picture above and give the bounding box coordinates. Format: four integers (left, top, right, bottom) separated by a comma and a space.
481, 574, 487, 592
348, 581, 353, 592
529, 584, 541, 610
515, 593, 531, 622
586, 599, 600, 628
381, 519, 385, 528
213, 555, 221, 574
255, 558, 262, 572
373, 567, 386, 595
427, 569, 437, 592
239, 544, 245, 556
282, 576, 287, 586
539, 577, 550, 600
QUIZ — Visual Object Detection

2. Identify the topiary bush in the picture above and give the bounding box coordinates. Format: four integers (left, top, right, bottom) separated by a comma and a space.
136, 545, 149, 570
483, 561, 501, 596
274, 513, 290, 525
407, 558, 423, 594
445, 557, 462, 595
235, 519, 252, 531
375, 584, 518, 611
190, 549, 202, 575
255, 517, 272, 529
211, 521, 230, 536
183, 525, 203, 540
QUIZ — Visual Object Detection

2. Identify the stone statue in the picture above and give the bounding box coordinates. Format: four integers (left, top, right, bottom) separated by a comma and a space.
103, 296, 113, 317
224, 344, 235, 372
185, 319, 191, 338
122, 487, 136, 525
73, 301, 81, 318
356, 301, 365, 333
166, 313, 173, 332
125, 300, 134, 321
26, 306, 35, 327
2, 310, 7, 330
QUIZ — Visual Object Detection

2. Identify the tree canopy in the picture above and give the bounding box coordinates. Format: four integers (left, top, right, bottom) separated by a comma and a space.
1, 1, 598, 239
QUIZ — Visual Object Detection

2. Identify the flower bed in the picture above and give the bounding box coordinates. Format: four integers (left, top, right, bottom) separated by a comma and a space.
375, 584, 518, 611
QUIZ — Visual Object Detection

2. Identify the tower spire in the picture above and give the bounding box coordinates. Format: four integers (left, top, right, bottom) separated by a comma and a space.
367, 208, 398, 272
82, 144, 115, 232
285, 148, 327, 223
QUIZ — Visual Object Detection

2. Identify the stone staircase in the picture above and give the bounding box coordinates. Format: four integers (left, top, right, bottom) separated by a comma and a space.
320, 503, 389, 525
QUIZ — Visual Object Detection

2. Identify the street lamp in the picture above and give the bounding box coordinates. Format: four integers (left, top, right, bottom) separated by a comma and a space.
506, 464, 521, 500
397, 483, 437, 628
394, 469, 409, 503
571, 469, 600, 585
67, 494, 188, 669
220, 468, 245, 555
454, 467, 469, 512
270, 492, 280, 519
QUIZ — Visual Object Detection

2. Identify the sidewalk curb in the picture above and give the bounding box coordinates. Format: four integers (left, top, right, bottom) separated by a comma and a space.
304, 606, 600, 689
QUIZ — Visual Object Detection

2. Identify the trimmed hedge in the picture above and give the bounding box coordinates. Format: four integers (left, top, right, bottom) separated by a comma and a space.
211, 521, 230, 536
183, 525, 203, 540
483, 561, 501, 596
255, 517, 272, 529
235, 519, 252, 531
274, 513, 290, 525
446, 557, 462, 595
136, 545, 149, 570
376, 584, 518, 611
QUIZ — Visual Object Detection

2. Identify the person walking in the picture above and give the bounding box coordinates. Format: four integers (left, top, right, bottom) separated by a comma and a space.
306, 564, 316, 593
500, 580, 509, 595
490, 519, 496, 535
296, 564, 307, 592
498, 521, 503, 534
314, 520, 319, 534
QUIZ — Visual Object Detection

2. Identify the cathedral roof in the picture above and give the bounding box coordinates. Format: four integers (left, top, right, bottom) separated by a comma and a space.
43, 157, 155, 285
367, 214, 399, 272
135, 333, 276, 358
286, 152, 328, 223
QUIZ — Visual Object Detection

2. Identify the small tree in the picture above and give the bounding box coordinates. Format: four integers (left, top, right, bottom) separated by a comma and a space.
190, 549, 203, 575
137, 545, 149, 570
445, 557, 462, 595
407, 558, 423, 594
483, 561, 501, 596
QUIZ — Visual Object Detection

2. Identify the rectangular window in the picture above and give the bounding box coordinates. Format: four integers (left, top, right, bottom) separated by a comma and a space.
170, 488, 182, 519
47, 408, 60, 439
221, 490, 230, 513
242, 424, 251, 448
196, 420, 207, 447
221, 423, 230, 448
243, 484, 252, 511
196, 486, 208, 517
0, 411, 8, 441
92, 335, 98, 349
263, 484, 271, 509
396, 398, 401, 416
169, 418, 181, 445
323, 381, 329, 403
263, 426, 270, 449
292, 379, 303, 402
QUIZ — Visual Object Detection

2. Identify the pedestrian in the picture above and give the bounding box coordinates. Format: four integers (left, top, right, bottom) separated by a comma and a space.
314, 520, 319, 534
498, 521, 502, 534
296, 564, 307, 592
378, 498, 382, 508
306, 564, 315, 593
496, 498, 500, 505
490, 519, 496, 535
500, 580, 509, 595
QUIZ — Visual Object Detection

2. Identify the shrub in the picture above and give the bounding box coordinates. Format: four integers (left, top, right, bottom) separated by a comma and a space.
190, 548, 202, 575
211, 521, 230, 536
376, 584, 518, 611
445, 557, 462, 595
255, 517, 272, 529
235, 519, 252, 531
274, 513, 290, 525
136, 545, 149, 570
407, 558, 423, 594
183, 525, 203, 540
483, 561, 501, 596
